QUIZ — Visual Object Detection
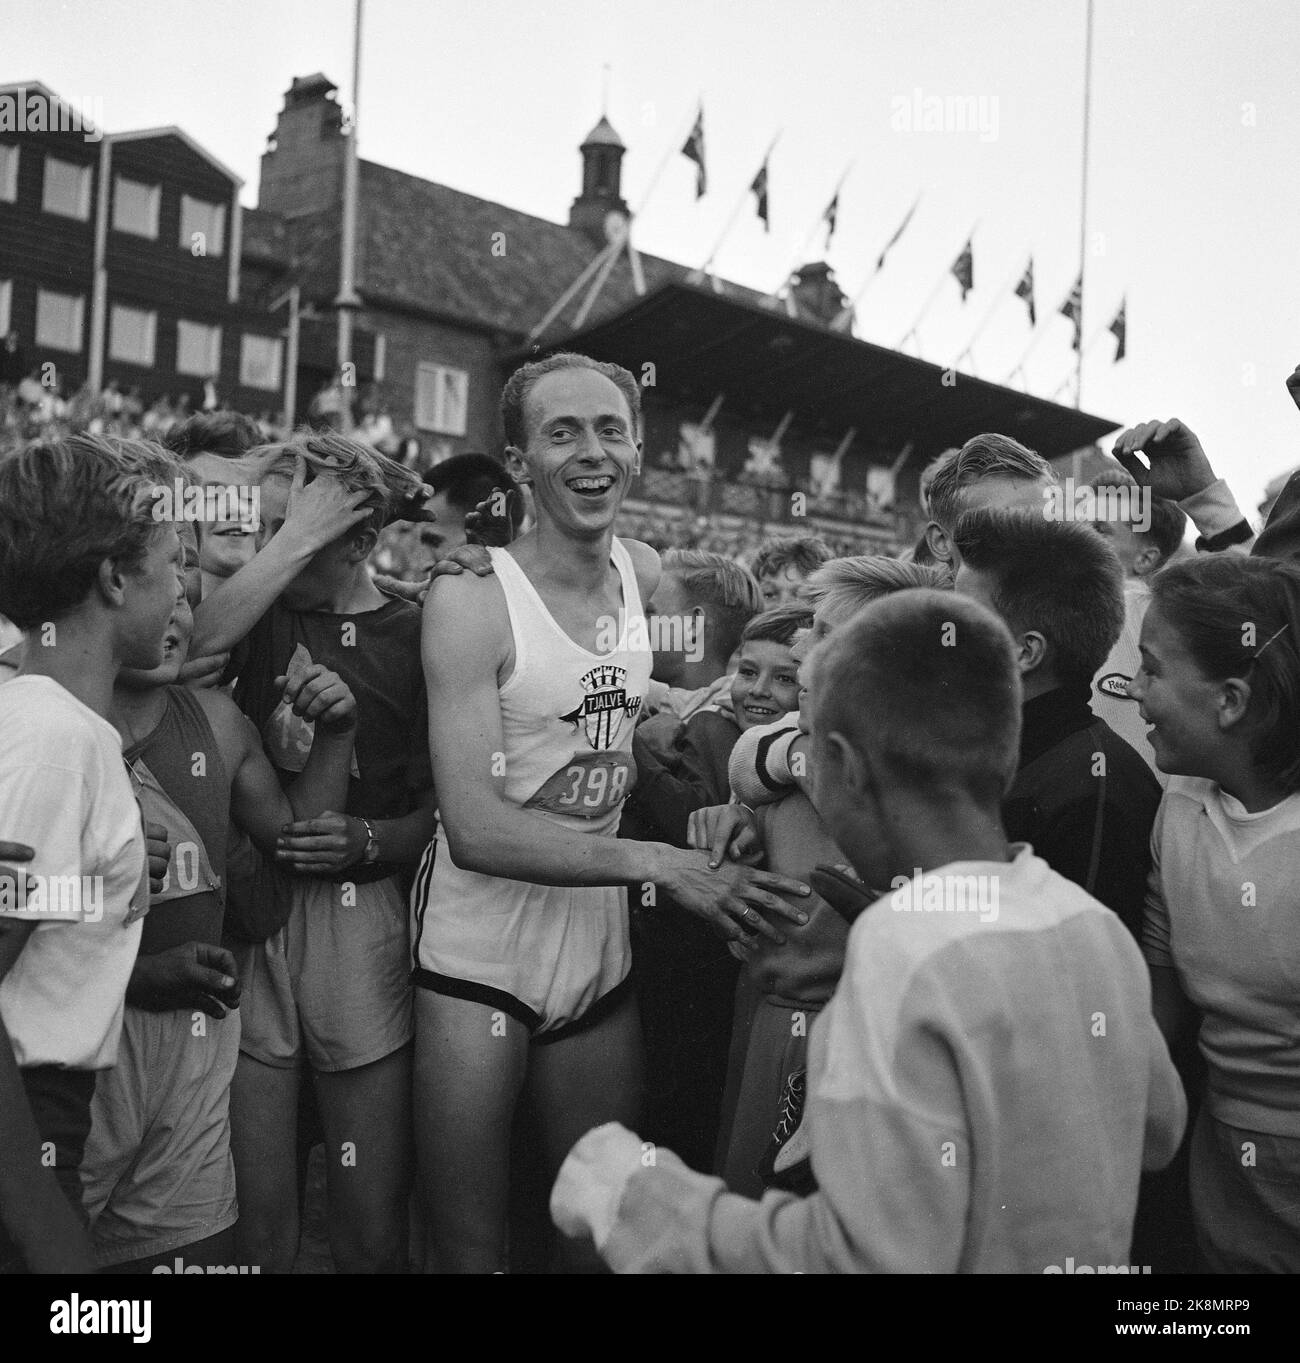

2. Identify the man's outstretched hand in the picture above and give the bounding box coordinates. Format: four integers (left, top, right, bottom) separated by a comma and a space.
661, 848, 809, 945
1111, 419, 1217, 504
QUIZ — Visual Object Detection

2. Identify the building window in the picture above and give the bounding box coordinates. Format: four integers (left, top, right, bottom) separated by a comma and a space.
0, 144, 18, 203
0, 279, 11, 336
373, 332, 386, 383
239, 334, 283, 391
179, 194, 225, 256
42, 155, 92, 220
35, 289, 85, 352
177, 320, 221, 377
414, 362, 468, 436
108, 304, 157, 367
112, 175, 160, 239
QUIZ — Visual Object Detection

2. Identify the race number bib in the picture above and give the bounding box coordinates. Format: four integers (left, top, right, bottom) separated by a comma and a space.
523, 752, 636, 820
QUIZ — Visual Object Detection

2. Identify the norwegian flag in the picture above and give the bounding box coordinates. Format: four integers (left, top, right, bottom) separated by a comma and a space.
951, 238, 974, 301
1014, 258, 1036, 325
681, 107, 706, 198
1109, 297, 1127, 362
1059, 274, 1083, 351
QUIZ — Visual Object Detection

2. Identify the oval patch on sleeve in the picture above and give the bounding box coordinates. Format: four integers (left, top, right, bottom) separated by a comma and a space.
1096, 673, 1134, 699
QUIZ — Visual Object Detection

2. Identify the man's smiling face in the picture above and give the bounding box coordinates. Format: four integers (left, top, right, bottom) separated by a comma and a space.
509, 368, 640, 537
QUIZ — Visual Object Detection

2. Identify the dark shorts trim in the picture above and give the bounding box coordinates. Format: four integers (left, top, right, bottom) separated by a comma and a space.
411, 967, 633, 1045
412, 967, 542, 1029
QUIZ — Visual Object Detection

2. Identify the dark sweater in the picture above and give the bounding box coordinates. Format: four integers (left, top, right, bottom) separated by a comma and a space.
621, 710, 740, 848
1003, 681, 1162, 938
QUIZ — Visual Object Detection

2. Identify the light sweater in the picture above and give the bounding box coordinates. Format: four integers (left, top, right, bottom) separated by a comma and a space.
602, 847, 1186, 1272
1142, 776, 1300, 1137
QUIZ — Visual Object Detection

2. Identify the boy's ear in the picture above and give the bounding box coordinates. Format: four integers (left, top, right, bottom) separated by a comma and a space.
345, 525, 379, 563
924, 520, 952, 566
98, 556, 129, 608
632, 439, 644, 477
824, 730, 863, 800
1016, 630, 1049, 677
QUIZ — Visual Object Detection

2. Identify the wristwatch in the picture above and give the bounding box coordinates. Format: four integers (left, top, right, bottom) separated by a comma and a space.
358, 817, 380, 865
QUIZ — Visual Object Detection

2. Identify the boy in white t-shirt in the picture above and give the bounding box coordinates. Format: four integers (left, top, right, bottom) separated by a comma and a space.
0, 435, 180, 1273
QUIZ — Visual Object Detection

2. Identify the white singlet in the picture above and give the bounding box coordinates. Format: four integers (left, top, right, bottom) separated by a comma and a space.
411, 537, 652, 1036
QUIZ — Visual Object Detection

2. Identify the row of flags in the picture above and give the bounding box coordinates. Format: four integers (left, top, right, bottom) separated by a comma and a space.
681, 102, 1128, 363
681, 105, 777, 238
949, 242, 1126, 361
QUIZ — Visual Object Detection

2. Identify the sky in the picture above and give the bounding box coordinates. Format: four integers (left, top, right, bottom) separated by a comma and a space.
5, 0, 1298, 513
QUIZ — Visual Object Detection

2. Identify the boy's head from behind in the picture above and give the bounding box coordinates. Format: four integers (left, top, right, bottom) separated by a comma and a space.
732, 605, 812, 731
808, 589, 1021, 887
794, 555, 952, 731
952, 507, 1124, 698
0, 434, 183, 669
420, 452, 522, 559
648, 549, 762, 685
254, 431, 426, 609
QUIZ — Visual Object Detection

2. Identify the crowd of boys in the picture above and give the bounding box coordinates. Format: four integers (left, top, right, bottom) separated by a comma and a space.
2, 353, 1299, 1275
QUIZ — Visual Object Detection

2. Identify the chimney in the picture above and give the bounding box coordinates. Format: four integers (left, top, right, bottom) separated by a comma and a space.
568, 115, 629, 247
788, 262, 850, 328
259, 74, 346, 216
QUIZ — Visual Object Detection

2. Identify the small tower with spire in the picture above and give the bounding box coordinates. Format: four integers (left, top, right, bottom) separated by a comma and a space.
568, 110, 629, 248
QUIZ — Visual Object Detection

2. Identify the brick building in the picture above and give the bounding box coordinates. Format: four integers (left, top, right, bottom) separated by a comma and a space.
0, 82, 285, 415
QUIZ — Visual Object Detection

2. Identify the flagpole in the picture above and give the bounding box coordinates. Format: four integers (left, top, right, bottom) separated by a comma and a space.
898, 221, 978, 351
335, 0, 364, 432
1051, 330, 1106, 402
691, 130, 781, 281
952, 254, 1031, 368
631, 99, 702, 219
770, 161, 853, 297
1076, 0, 1094, 409
831, 193, 921, 332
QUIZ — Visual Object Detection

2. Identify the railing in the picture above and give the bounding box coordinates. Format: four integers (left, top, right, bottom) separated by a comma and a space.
633, 465, 906, 537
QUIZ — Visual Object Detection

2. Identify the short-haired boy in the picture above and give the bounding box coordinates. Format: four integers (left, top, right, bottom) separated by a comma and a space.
553, 591, 1187, 1272
0, 436, 179, 1272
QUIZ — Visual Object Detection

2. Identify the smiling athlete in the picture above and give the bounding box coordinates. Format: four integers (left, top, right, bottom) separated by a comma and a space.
413, 352, 811, 1272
